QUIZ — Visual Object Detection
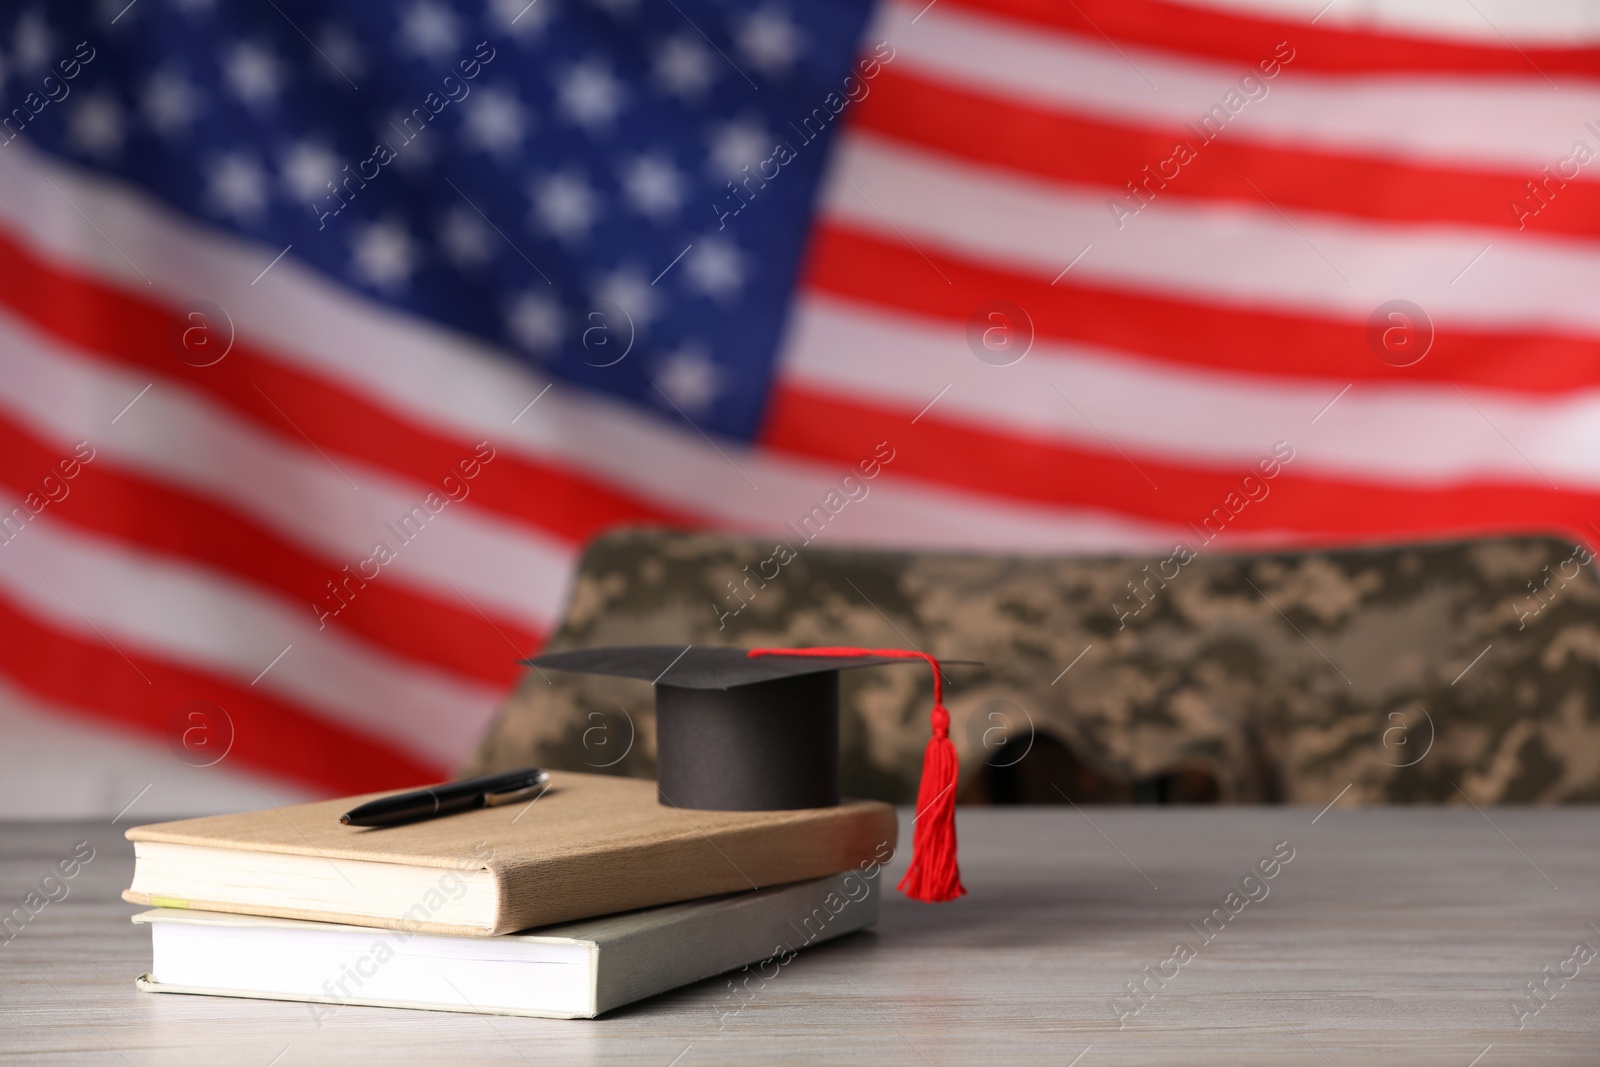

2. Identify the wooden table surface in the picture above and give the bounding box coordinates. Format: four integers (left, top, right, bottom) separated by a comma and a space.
2, 807, 1597, 1065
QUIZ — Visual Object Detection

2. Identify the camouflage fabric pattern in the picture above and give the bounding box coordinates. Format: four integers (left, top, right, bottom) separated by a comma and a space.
463, 527, 1600, 804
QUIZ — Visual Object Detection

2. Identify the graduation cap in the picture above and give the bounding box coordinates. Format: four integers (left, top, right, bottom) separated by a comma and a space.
522, 644, 968, 904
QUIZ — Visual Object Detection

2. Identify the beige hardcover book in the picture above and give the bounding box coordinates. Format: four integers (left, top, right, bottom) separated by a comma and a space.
123, 770, 897, 936
132, 869, 881, 1020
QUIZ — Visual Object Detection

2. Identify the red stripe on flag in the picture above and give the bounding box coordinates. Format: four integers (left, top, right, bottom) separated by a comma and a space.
940, 0, 1600, 75
0, 590, 445, 794
0, 409, 540, 687
855, 68, 1600, 239
803, 224, 1600, 395
762, 383, 1593, 547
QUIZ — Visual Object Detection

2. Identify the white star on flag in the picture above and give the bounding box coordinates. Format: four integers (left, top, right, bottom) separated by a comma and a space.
686, 238, 747, 301
596, 265, 662, 331
280, 142, 341, 202
464, 88, 531, 157
654, 344, 723, 415
204, 153, 269, 221
556, 61, 628, 131
351, 220, 418, 290
621, 156, 686, 221
736, 9, 805, 75
706, 119, 773, 180
491, 0, 555, 38
223, 43, 283, 108
399, 2, 461, 61
506, 290, 564, 354
438, 207, 495, 268
142, 70, 203, 138
531, 171, 601, 243
12, 13, 53, 73
653, 35, 717, 100
67, 96, 125, 158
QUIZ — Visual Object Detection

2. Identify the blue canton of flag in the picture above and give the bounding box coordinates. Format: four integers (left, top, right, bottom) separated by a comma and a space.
6, 0, 874, 440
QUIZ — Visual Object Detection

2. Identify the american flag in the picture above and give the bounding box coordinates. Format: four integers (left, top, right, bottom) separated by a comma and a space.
2, 0, 1595, 815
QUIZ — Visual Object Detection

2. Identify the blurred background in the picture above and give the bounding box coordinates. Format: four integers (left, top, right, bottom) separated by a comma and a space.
3, 0, 1598, 818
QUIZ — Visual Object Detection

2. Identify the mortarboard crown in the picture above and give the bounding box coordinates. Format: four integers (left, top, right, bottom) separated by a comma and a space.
522, 644, 968, 903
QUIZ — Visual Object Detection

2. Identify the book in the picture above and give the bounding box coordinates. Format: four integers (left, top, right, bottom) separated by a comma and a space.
133, 869, 881, 1020
123, 770, 897, 936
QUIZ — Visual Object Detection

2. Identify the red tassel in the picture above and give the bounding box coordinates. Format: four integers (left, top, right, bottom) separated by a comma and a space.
747, 646, 966, 903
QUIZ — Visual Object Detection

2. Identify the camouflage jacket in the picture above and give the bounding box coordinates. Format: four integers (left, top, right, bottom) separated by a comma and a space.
464, 527, 1600, 805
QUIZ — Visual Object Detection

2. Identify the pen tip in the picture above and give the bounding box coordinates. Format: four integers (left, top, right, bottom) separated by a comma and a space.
339, 814, 350, 825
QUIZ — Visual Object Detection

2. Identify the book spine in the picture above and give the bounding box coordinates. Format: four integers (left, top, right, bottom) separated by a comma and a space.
591, 870, 882, 1016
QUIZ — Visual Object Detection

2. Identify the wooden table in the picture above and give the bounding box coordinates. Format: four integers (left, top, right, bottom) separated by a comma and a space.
3, 808, 1597, 1065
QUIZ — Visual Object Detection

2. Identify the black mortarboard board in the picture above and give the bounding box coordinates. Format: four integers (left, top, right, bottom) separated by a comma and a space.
521, 644, 973, 904
525, 645, 931, 810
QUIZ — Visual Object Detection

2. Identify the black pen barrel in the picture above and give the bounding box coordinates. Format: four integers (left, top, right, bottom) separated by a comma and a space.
342, 789, 484, 826
337, 768, 547, 826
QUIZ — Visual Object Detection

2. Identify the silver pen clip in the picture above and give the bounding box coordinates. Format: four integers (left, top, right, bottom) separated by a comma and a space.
481, 769, 551, 807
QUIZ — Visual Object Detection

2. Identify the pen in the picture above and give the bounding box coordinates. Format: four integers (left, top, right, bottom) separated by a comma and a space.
340, 767, 550, 827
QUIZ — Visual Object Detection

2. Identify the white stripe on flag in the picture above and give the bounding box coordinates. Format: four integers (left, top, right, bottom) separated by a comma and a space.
879, 0, 1600, 173
823, 134, 1600, 335
1169, 0, 1600, 43
784, 296, 1600, 488
0, 515, 504, 762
